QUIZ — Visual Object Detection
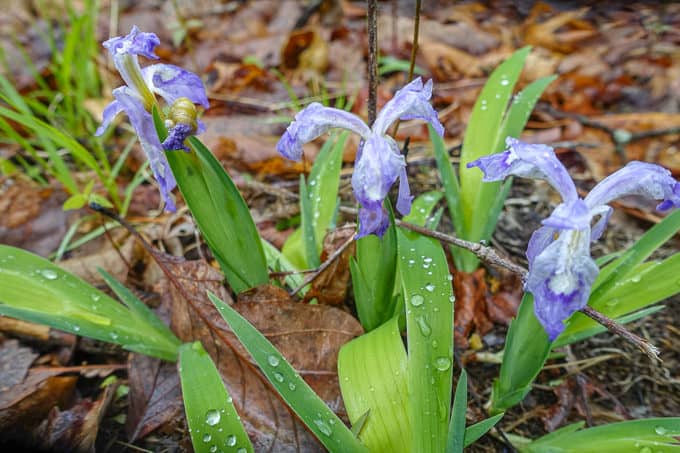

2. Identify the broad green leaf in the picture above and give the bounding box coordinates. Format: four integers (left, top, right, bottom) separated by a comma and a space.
207, 292, 367, 452
446, 369, 468, 453
282, 132, 347, 269
351, 204, 398, 331
398, 228, 454, 452
521, 418, 680, 453
402, 191, 443, 227
156, 106, 268, 293
560, 253, 680, 341
338, 317, 411, 453
179, 342, 253, 453
459, 47, 530, 235
463, 413, 505, 448
0, 246, 180, 361
490, 293, 550, 414
591, 208, 680, 301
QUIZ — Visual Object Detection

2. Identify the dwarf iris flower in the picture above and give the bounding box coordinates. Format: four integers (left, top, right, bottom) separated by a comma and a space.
469, 137, 680, 339
276, 78, 444, 237
95, 26, 209, 211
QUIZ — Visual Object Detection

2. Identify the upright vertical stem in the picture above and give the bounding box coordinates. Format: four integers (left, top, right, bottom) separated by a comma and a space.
367, 0, 378, 126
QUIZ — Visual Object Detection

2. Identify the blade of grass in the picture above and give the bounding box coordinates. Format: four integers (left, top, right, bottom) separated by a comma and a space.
207, 292, 367, 452
446, 369, 468, 453
178, 342, 253, 453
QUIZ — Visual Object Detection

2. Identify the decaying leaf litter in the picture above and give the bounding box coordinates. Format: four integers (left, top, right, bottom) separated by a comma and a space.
0, 0, 679, 451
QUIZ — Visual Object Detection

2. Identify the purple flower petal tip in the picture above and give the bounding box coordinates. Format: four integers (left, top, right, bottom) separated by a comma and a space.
103, 26, 160, 60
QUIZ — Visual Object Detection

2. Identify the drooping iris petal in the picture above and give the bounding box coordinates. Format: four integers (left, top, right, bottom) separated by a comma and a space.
585, 161, 680, 212
95, 99, 123, 136
352, 135, 405, 215
358, 203, 390, 238
526, 229, 599, 340
396, 166, 413, 215
143, 64, 209, 108
113, 87, 177, 212
468, 138, 579, 205
589, 205, 613, 242
276, 103, 371, 161
372, 78, 444, 137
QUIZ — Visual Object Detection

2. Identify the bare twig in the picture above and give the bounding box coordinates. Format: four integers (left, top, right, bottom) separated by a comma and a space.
367, 0, 378, 126
397, 220, 529, 278
289, 231, 357, 296
580, 306, 660, 361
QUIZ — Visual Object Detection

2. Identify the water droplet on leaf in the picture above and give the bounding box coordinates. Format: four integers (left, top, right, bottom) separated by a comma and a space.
205, 409, 221, 426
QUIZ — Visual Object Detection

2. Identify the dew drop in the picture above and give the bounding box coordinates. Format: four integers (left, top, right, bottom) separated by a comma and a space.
424, 283, 435, 292
639, 447, 652, 453
202, 433, 212, 442
205, 409, 221, 426
209, 445, 217, 452
314, 419, 333, 436
288, 382, 296, 391
500, 78, 509, 86
73, 325, 81, 332
654, 425, 667, 435
630, 275, 642, 283
447, 274, 453, 281
416, 315, 431, 337
273, 371, 284, 383
40, 269, 58, 280
226, 396, 233, 404
110, 332, 119, 340
410, 294, 424, 307
226, 435, 237, 446
431, 340, 439, 348
449, 295, 456, 303
434, 357, 451, 371
91, 293, 101, 302
236, 448, 247, 453
267, 355, 280, 367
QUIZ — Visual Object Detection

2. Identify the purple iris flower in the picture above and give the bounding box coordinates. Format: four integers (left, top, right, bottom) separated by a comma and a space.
468, 137, 680, 339
95, 26, 209, 212
276, 78, 444, 237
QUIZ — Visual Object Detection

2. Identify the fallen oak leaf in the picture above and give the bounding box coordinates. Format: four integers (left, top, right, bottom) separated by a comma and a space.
154, 253, 361, 451
125, 354, 183, 442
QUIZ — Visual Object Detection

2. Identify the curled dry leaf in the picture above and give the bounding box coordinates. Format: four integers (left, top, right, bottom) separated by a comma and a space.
304, 227, 355, 305
32, 383, 116, 453
452, 268, 493, 349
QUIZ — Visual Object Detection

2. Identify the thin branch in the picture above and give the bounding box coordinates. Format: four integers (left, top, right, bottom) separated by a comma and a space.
580, 306, 660, 361
367, 0, 378, 126
289, 232, 356, 296
397, 219, 661, 360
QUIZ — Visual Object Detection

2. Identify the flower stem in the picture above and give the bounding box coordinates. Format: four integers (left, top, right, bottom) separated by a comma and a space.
367, 0, 378, 126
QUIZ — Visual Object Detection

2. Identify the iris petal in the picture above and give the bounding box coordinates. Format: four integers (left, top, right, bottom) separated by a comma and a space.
526, 230, 598, 340
585, 161, 680, 212
276, 103, 371, 161
143, 64, 209, 108
372, 78, 444, 137
112, 87, 177, 212
468, 138, 579, 205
